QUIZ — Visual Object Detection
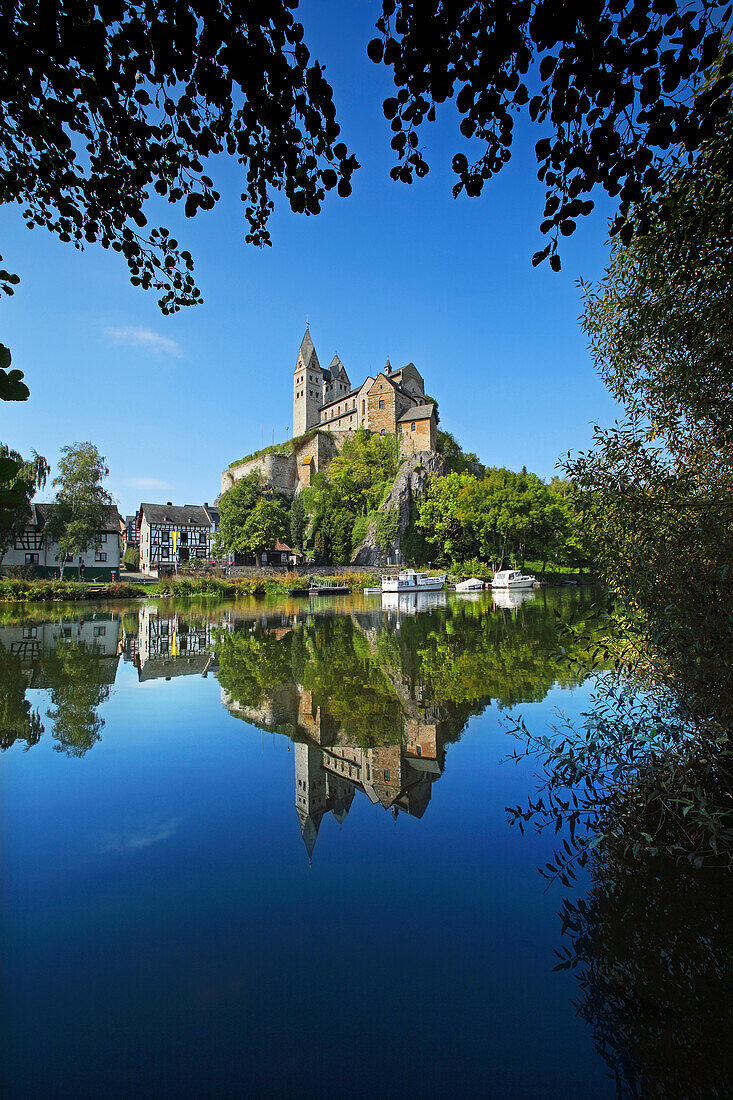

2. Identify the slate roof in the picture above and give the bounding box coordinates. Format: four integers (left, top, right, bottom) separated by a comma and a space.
298, 327, 316, 366
139, 503, 211, 527
397, 403, 436, 423
30, 503, 122, 532
319, 386, 361, 411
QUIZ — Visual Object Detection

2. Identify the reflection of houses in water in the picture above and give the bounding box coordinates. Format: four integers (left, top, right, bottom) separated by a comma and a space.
133, 605, 220, 681
0, 615, 122, 685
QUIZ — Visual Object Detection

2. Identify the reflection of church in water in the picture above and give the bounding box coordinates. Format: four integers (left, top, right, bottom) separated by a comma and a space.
122, 603, 472, 860
222, 637, 450, 861
292, 713, 442, 861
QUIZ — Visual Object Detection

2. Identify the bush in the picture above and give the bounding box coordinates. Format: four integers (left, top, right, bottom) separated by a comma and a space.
123, 546, 140, 570
455, 557, 493, 582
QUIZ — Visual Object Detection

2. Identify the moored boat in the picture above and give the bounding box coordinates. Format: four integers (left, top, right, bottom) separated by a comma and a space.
491, 568, 536, 590
363, 587, 382, 595
455, 577, 485, 592
381, 569, 446, 593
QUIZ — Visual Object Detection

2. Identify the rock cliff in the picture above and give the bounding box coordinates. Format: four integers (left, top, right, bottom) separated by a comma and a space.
351, 450, 447, 566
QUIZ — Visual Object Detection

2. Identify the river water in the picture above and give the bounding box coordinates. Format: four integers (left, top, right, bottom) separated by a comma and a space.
1, 589, 726, 1098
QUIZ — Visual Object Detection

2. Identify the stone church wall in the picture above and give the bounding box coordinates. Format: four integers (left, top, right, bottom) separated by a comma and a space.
221, 430, 345, 500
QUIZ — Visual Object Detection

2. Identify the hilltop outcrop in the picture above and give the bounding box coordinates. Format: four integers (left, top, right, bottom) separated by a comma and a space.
352, 450, 447, 566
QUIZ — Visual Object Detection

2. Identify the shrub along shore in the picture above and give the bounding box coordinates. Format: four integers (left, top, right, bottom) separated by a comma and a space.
0, 570, 380, 602
0, 563, 594, 603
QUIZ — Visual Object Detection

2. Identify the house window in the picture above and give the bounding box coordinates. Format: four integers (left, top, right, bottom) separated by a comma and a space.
100, 533, 107, 543
379, 399, 385, 409
199, 533, 206, 545
25, 553, 39, 565
23, 626, 37, 639
411, 422, 416, 431
93, 626, 106, 637
95, 551, 107, 562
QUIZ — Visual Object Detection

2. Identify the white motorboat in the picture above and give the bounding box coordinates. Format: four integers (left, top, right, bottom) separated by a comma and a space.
381, 568, 446, 593
492, 588, 536, 610
491, 568, 536, 590
455, 577, 485, 592
381, 590, 447, 612
363, 587, 382, 595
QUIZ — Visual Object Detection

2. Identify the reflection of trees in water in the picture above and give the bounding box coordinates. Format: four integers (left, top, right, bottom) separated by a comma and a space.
0, 642, 44, 750
390, 599, 587, 710
216, 597, 594, 747
42, 643, 112, 756
556, 855, 733, 1099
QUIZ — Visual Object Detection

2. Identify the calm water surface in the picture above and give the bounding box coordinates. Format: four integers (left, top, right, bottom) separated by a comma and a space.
1, 589, 723, 1098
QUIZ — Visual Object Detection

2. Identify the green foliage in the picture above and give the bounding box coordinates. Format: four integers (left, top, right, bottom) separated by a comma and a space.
509, 111, 733, 880
0, 579, 144, 601
327, 429, 400, 514
216, 470, 289, 555
416, 467, 569, 568
45, 442, 113, 574
436, 429, 483, 475
375, 506, 399, 551
122, 546, 140, 570
0, 443, 49, 557
290, 493, 306, 551
241, 497, 290, 555
301, 429, 401, 563
351, 512, 377, 552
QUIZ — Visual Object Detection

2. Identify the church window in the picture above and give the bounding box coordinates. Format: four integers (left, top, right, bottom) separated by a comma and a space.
411, 422, 416, 431
384, 769, 390, 780
380, 428, 385, 435
362, 400, 365, 416
379, 399, 385, 410
398, 424, 402, 433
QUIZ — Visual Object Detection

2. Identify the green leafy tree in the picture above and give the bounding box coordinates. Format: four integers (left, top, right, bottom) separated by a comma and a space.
122, 546, 140, 571
45, 442, 113, 578
241, 498, 290, 559
215, 471, 265, 555
0, 444, 49, 558
510, 110, 733, 875
416, 467, 567, 568
290, 493, 306, 551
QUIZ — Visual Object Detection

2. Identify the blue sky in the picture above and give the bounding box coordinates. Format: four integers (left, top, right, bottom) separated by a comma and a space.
1, 0, 619, 518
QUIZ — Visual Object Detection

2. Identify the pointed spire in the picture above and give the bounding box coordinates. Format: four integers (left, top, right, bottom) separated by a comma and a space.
299, 326, 315, 364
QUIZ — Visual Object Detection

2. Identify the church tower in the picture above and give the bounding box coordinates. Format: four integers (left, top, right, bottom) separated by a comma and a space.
293, 328, 323, 437
294, 742, 328, 863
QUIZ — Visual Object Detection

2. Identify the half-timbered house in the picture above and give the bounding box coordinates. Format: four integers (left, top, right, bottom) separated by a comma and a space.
138, 502, 218, 575
0, 503, 122, 578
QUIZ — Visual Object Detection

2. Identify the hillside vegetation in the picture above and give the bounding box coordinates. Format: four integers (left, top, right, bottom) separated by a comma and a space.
216, 426, 590, 571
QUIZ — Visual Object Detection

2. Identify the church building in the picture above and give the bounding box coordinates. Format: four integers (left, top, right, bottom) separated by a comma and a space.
292, 328, 437, 455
